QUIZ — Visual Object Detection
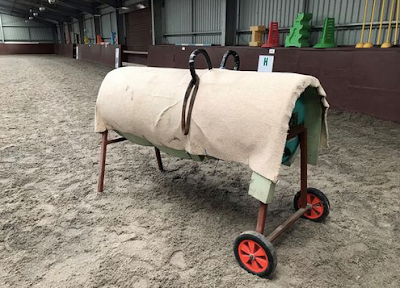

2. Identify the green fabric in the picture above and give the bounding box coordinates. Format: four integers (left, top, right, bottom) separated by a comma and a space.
303, 87, 323, 165
116, 130, 153, 146
248, 172, 276, 204
154, 145, 204, 162
282, 94, 305, 164
116, 130, 204, 161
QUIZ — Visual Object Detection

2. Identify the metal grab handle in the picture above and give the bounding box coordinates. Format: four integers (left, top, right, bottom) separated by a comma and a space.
219, 50, 240, 70
189, 49, 212, 83
181, 75, 200, 135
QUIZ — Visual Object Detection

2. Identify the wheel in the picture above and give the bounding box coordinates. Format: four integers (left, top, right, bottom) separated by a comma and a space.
293, 188, 330, 222
234, 231, 277, 278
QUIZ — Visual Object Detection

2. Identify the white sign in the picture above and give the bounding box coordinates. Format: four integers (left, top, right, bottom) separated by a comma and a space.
269, 48, 275, 54
115, 47, 120, 69
257, 55, 274, 72
76, 46, 79, 60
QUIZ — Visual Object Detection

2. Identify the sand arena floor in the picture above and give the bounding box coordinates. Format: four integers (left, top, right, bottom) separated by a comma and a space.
0, 55, 399, 288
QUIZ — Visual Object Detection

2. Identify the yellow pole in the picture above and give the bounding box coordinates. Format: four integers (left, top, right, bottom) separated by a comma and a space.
394, 0, 399, 45
382, 0, 396, 47
356, 0, 369, 47
363, 0, 377, 47
377, 0, 386, 44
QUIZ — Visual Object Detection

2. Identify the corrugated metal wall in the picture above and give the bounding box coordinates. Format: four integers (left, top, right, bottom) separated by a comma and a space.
62, 23, 68, 42
161, 0, 400, 46
238, 0, 400, 46
83, 14, 95, 43
56, 8, 118, 44
71, 20, 80, 43
237, 0, 305, 45
0, 14, 54, 43
162, 0, 222, 45
307, 0, 398, 46
100, 6, 118, 42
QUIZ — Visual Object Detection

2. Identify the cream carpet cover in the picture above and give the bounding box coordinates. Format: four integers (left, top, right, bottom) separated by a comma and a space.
95, 67, 329, 183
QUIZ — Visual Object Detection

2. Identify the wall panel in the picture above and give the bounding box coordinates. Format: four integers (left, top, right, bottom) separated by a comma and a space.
3, 27, 30, 41
84, 18, 95, 42
160, 0, 400, 46
0, 14, 55, 43
163, 0, 222, 45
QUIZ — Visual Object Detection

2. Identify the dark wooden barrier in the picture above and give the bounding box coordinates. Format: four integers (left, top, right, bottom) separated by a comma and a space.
121, 49, 148, 66
76, 44, 122, 68
148, 45, 400, 123
54, 44, 74, 58
0, 43, 54, 55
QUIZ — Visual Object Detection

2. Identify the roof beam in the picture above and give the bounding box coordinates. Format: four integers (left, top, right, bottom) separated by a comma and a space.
13, 0, 81, 19
0, 7, 26, 18
0, 8, 55, 27
57, 0, 95, 15
96, 0, 117, 8
0, 1, 68, 22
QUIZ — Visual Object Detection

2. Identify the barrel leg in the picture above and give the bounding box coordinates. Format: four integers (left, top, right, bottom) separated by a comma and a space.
256, 202, 268, 234
155, 147, 164, 171
299, 129, 308, 208
98, 131, 108, 192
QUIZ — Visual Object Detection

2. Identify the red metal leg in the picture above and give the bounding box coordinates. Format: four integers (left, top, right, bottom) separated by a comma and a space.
299, 129, 308, 208
155, 147, 164, 171
256, 202, 268, 234
261, 127, 313, 243
98, 131, 108, 192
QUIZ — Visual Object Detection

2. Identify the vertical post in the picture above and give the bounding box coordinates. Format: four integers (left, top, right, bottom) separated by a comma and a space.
28, 27, 32, 42
0, 14, 5, 43
68, 23, 73, 44
256, 202, 268, 234
57, 22, 63, 44
221, 0, 237, 46
115, 8, 125, 45
109, 13, 113, 42
221, 0, 227, 46
53, 25, 58, 44
98, 131, 108, 192
191, 0, 194, 44
154, 148, 164, 171
151, 0, 163, 45
303, 0, 309, 13
79, 18, 85, 44
94, 9, 101, 43
299, 129, 308, 208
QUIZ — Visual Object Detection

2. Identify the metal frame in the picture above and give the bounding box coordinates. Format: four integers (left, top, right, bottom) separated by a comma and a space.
97, 124, 310, 243
255, 125, 311, 242
97, 130, 163, 193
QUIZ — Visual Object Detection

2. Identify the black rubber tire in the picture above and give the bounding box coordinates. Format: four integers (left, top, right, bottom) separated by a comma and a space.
293, 188, 330, 222
233, 231, 277, 278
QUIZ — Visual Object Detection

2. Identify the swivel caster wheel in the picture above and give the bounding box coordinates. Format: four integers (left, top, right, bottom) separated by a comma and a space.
234, 231, 277, 278
293, 188, 330, 222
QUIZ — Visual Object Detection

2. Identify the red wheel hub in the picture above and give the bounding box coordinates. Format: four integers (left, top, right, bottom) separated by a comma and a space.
301, 193, 324, 220
238, 239, 269, 273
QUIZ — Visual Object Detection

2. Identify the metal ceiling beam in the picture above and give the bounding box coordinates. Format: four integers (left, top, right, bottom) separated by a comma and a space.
12, 0, 81, 19
0, 2, 67, 22
96, 0, 117, 8
57, 0, 95, 15
35, 15, 58, 25
0, 7, 26, 18
0, 7, 55, 26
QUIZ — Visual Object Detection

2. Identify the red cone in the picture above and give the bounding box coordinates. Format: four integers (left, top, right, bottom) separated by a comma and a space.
262, 22, 280, 48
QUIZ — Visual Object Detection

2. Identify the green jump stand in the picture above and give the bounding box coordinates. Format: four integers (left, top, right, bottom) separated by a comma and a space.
314, 18, 337, 48
285, 13, 313, 48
